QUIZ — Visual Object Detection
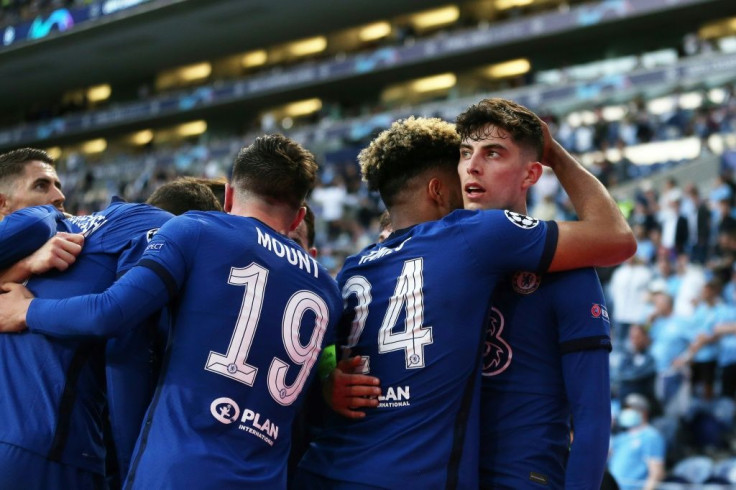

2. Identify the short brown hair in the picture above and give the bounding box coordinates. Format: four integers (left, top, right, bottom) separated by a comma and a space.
231, 134, 318, 208
181, 176, 227, 207
0, 148, 54, 187
146, 178, 223, 215
359, 117, 459, 207
456, 98, 543, 161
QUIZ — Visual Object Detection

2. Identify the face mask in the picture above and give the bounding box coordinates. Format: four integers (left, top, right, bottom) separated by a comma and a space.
618, 408, 643, 429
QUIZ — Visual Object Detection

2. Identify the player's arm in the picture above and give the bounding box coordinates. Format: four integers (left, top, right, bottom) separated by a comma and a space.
555, 269, 612, 488
0, 265, 171, 338
540, 122, 636, 271
0, 232, 83, 283
562, 349, 611, 489
0, 215, 197, 338
0, 205, 68, 269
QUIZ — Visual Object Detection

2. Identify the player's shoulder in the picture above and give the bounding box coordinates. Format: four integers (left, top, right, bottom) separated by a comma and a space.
6, 204, 64, 220
87, 199, 173, 228
441, 208, 540, 228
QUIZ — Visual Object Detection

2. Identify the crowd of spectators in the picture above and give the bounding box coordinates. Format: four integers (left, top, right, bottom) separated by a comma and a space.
47, 79, 736, 279
604, 166, 736, 487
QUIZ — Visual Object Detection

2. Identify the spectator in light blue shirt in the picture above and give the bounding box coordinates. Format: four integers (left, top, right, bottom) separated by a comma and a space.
609, 394, 666, 490
675, 278, 731, 400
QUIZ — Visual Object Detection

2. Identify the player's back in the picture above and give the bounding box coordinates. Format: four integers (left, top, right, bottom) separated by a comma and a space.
480, 268, 610, 488
299, 209, 558, 489
0, 200, 172, 475
124, 212, 341, 490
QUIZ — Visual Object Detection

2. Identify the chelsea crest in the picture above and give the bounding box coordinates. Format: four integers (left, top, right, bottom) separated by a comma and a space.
511, 271, 541, 295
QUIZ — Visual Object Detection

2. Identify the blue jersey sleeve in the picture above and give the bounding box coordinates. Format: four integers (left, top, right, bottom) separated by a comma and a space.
456, 209, 558, 274
553, 269, 612, 488
0, 205, 68, 269
27, 266, 170, 339
26, 215, 200, 339
562, 349, 611, 489
116, 228, 159, 277
554, 269, 612, 353
134, 214, 201, 298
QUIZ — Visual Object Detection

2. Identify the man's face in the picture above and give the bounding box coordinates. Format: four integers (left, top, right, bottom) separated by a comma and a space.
457, 124, 537, 212
2, 161, 65, 215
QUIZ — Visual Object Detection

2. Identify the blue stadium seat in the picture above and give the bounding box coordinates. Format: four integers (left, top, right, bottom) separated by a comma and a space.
684, 403, 731, 450
671, 455, 715, 484
711, 397, 736, 431
712, 457, 736, 483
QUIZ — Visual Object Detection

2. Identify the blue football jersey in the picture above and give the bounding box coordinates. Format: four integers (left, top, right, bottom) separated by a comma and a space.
36, 212, 343, 489
479, 268, 611, 489
0, 205, 71, 269
0, 199, 172, 475
299, 209, 558, 489
106, 228, 168, 481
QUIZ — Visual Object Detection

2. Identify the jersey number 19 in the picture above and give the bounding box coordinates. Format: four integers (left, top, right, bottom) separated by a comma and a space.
205, 263, 329, 406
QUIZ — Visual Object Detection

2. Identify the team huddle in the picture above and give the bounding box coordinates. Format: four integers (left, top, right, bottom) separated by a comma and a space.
0, 98, 636, 489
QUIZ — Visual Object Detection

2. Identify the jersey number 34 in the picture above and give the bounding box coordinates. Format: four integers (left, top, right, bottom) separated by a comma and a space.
342, 258, 433, 370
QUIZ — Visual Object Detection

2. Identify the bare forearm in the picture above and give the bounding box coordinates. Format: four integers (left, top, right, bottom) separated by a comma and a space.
643, 461, 664, 490
0, 260, 32, 284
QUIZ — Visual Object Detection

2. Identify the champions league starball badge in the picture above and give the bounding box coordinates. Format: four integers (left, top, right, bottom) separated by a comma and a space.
504, 210, 539, 229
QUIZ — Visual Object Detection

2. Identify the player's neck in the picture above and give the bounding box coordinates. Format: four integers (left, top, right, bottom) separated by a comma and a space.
389, 202, 444, 230
229, 199, 294, 235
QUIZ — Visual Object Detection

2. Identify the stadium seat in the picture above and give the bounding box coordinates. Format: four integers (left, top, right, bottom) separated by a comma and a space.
684, 405, 730, 450
711, 397, 736, 432
671, 455, 715, 484
712, 457, 736, 483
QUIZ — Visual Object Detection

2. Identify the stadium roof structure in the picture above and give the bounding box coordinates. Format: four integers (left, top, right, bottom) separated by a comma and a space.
2, 0, 736, 149
0, 0, 451, 107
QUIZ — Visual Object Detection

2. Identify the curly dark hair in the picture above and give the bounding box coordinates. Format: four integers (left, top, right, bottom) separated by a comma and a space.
359, 117, 460, 207
456, 98, 543, 161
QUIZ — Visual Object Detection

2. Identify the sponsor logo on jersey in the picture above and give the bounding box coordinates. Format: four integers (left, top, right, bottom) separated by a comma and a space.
590, 303, 609, 322
145, 228, 159, 242
504, 210, 539, 229
511, 271, 541, 294
377, 385, 411, 408
482, 307, 512, 376
211, 396, 280, 446
210, 397, 240, 424
237, 408, 279, 446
